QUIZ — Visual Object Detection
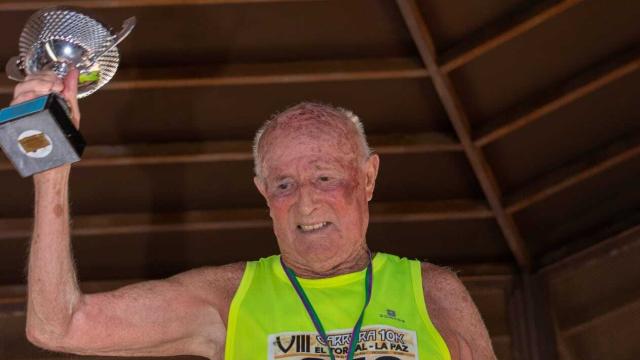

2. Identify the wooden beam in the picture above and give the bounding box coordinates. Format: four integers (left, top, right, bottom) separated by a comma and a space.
506, 131, 640, 213
371, 199, 493, 223
396, 0, 531, 269
0, 57, 428, 95
540, 222, 640, 276
508, 274, 559, 360
0, 0, 323, 11
0, 207, 271, 240
0, 199, 493, 240
0, 131, 461, 171
475, 50, 640, 147
560, 296, 640, 337
441, 0, 582, 73
460, 274, 514, 295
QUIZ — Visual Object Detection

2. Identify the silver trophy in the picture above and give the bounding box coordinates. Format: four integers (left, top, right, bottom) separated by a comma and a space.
0, 7, 136, 177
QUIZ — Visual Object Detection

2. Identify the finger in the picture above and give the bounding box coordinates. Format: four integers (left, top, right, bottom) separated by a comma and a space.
62, 68, 81, 128
10, 91, 41, 106
13, 78, 62, 99
11, 86, 59, 105
12, 84, 64, 106
24, 71, 58, 83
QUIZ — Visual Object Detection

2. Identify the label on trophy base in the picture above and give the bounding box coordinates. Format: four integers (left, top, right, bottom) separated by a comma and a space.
18, 129, 52, 158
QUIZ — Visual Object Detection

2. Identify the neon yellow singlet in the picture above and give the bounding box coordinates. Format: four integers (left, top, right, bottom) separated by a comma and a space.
225, 253, 450, 359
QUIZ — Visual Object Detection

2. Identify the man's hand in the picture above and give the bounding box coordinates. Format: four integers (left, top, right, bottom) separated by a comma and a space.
11, 69, 80, 127
11, 69, 81, 181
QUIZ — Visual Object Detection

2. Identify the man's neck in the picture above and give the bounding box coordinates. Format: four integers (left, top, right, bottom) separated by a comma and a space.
282, 248, 372, 279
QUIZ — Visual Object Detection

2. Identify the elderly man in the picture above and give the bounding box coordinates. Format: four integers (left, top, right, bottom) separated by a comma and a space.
16, 71, 495, 360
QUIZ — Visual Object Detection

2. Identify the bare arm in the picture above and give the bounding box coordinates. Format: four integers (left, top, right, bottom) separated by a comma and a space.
29, 264, 244, 358
421, 263, 496, 360
20, 72, 243, 359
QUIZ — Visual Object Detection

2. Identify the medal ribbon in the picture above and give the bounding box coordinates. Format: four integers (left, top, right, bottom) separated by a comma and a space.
280, 256, 373, 360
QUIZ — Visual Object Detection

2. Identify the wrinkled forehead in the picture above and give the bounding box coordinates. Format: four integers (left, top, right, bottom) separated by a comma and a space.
259, 118, 361, 175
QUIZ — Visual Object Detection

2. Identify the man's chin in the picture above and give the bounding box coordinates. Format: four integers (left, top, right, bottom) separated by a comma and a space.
291, 237, 342, 260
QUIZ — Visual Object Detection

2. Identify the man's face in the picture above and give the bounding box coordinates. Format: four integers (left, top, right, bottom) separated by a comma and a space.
254, 121, 379, 272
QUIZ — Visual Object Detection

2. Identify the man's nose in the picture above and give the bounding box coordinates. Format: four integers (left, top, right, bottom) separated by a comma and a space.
297, 183, 319, 215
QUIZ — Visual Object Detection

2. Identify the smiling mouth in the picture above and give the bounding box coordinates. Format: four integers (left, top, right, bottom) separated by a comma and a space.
297, 222, 331, 233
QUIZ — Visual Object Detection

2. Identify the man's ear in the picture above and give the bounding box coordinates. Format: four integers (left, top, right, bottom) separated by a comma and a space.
364, 154, 380, 201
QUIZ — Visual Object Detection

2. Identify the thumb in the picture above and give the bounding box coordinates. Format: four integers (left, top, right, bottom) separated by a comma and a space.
62, 67, 81, 129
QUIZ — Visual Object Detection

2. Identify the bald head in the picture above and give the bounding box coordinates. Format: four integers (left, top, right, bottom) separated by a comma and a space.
253, 102, 371, 178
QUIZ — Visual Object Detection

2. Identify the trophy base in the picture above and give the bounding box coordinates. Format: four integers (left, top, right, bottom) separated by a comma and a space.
0, 94, 85, 177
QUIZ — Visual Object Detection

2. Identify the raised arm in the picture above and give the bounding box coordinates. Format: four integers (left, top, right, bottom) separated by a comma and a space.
19, 72, 243, 359
421, 263, 497, 360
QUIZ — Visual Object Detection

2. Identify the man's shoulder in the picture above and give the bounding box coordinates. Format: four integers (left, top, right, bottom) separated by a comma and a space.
169, 262, 247, 306
418, 262, 497, 359
419, 262, 465, 297
193, 261, 247, 280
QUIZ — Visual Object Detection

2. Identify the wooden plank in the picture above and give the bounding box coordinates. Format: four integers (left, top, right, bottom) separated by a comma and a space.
0, 0, 322, 11
367, 132, 463, 154
0, 199, 493, 240
560, 296, 640, 337
508, 273, 560, 360
506, 132, 640, 213
396, 0, 531, 269
0, 57, 429, 95
540, 223, 640, 276
370, 199, 493, 223
475, 50, 640, 147
441, 0, 582, 73
0, 207, 271, 240
0, 131, 461, 171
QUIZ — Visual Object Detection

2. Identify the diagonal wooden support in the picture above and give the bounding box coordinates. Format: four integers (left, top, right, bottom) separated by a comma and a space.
396, 0, 531, 269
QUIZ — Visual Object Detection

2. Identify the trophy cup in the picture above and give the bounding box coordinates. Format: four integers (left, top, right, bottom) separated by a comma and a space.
0, 7, 135, 177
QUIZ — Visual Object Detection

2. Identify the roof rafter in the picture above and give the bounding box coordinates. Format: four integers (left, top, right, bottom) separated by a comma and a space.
0, 199, 493, 240
0, 0, 322, 11
396, 0, 531, 269
441, 0, 583, 73
540, 222, 640, 276
0, 58, 428, 95
476, 49, 640, 146
506, 131, 640, 213
560, 297, 640, 337
0, 132, 461, 171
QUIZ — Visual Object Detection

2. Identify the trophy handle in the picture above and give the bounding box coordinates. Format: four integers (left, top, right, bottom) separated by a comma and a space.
111, 17, 137, 50
84, 17, 136, 69
5, 56, 25, 81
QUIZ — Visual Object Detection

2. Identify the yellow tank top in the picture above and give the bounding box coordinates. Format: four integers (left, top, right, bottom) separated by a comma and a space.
225, 252, 450, 359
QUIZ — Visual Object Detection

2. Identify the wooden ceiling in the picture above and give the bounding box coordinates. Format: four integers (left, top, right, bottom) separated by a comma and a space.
0, 0, 638, 359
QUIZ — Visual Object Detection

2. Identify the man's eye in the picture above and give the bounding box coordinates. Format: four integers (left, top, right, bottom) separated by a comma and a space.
319, 176, 331, 182
278, 183, 290, 190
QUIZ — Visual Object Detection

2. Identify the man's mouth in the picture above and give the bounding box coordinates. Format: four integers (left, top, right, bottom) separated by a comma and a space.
297, 222, 331, 233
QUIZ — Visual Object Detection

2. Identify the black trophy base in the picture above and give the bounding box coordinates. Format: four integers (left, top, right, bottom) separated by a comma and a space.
0, 94, 85, 177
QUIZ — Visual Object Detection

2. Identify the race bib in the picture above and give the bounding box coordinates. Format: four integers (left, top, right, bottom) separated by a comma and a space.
268, 325, 419, 359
